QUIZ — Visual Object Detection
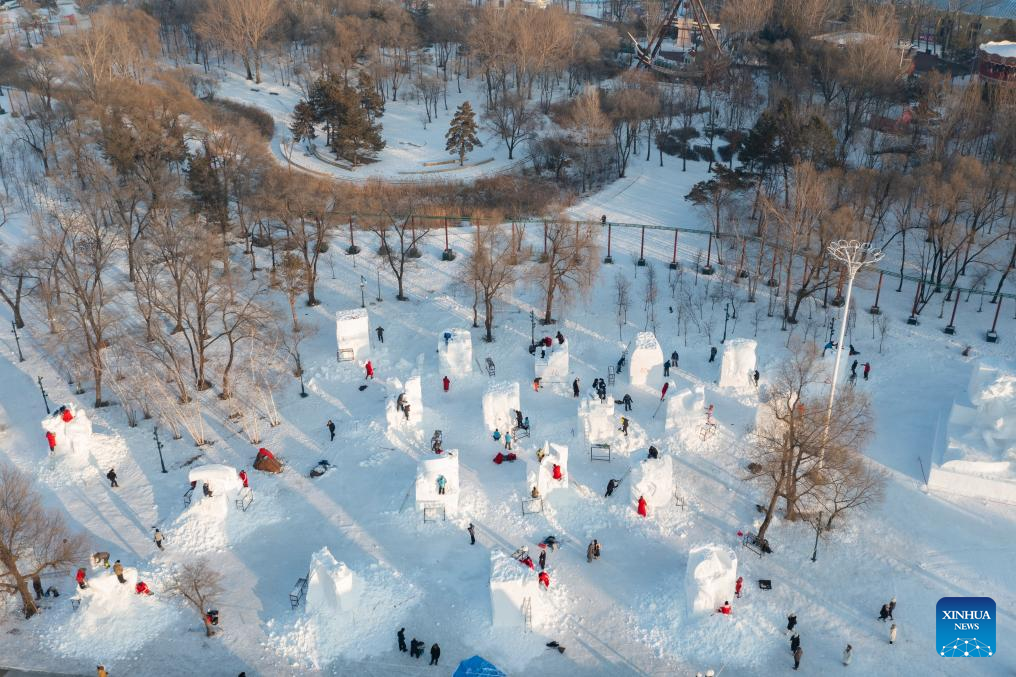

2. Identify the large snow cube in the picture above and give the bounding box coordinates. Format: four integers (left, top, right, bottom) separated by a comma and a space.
482, 382, 520, 433
685, 544, 738, 616
665, 386, 705, 432
579, 396, 615, 444
629, 332, 664, 387
386, 374, 424, 428
415, 452, 460, 515
306, 547, 361, 614
188, 464, 243, 499
41, 404, 93, 459
630, 455, 674, 508
489, 550, 539, 628
438, 329, 473, 377
535, 340, 569, 380
718, 339, 757, 391
527, 442, 569, 497
335, 308, 371, 361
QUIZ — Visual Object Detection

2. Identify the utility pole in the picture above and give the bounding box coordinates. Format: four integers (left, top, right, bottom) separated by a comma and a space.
360, 275, 366, 308
37, 376, 50, 414
11, 321, 24, 362
530, 310, 536, 348
154, 426, 167, 473
811, 511, 823, 562
721, 303, 730, 343
376, 268, 382, 302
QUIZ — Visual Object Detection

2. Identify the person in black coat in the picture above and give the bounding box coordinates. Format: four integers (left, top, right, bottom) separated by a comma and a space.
430, 643, 441, 665
709, 346, 717, 363
106, 468, 119, 488
787, 613, 797, 632
790, 633, 801, 652
410, 639, 423, 658
572, 378, 580, 397
879, 604, 890, 621
397, 628, 407, 652
605, 478, 619, 497
622, 394, 632, 411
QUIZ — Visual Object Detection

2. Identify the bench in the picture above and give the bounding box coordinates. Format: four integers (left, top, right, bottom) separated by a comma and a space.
289, 577, 308, 609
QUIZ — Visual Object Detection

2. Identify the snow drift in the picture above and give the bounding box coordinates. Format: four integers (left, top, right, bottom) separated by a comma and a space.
306, 547, 361, 614
685, 545, 738, 616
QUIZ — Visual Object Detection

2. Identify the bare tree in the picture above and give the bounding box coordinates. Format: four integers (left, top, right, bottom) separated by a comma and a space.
196, 0, 280, 83
819, 454, 887, 529
465, 225, 524, 342
484, 90, 538, 160
614, 272, 631, 340
370, 213, 428, 301
0, 463, 87, 618
539, 220, 600, 324
165, 560, 224, 636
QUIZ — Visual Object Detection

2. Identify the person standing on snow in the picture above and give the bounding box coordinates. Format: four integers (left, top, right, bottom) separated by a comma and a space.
790, 633, 800, 652
709, 346, 717, 363
436, 475, 447, 495
888, 596, 896, 619
735, 576, 743, 598
154, 529, 164, 550
842, 644, 853, 665
863, 362, 871, 380
889, 623, 897, 645
620, 417, 629, 436
533, 377, 542, 392
587, 541, 595, 563
46, 431, 56, 451
429, 643, 441, 666
787, 613, 797, 632
637, 495, 647, 517
326, 419, 336, 441
753, 370, 759, 387
793, 646, 802, 670
592, 540, 601, 559
403, 403, 411, 421
538, 549, 547, 571
493, 429, 501, 442
106, 468, 119, 488
572, 378, 580, 397
76, 567, 87, 589
365, 361, 374, 379
556, 331, 565, 344
622, 393, 633, 411
32, 574, 44, 600
671, 351, 679, 368
376, 326, 384, 343
239, 470, 249, 488
397, 628, 407, 652
467, 523, 476, 545
504, 431, 512, 450
663, 360, 670, 377
605, 478, 620, 497
443, 376, 450, 392
878, 603, 890, 621
410, 639, 422, 659
113, 560, 126, 584
851, 360, 859, 377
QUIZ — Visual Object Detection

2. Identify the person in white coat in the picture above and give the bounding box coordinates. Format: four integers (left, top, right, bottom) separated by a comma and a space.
842, 644, 853, 665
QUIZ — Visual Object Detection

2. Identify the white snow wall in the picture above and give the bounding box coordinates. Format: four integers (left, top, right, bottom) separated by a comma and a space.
665, 387, 706, 432
718, 339, 757, 391
685, 544, 738, 616
489, 550, 540, 628
527, 442, 569, 497
630, 455, 674, 508
40, 404, 93, 460
438, 329, 473, 377
483, 382, 520, 433
535, 340, 569, 380
415, 452, 460, 515
306, 547, 361, 614
335, 308, 371, 361
188, 464, 243, 498
629, 332, 664, 387
579, 397, 616, 444
386, 374, 423, 428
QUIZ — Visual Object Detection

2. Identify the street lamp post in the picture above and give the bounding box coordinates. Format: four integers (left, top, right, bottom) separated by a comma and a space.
360, 275, 366, 308
153, 426, 167, 473
823, 241, 884, 463
530, 310, 536, 348
37, 376, 50, 414
376, 268, 382, 302
11, 321, 24, 362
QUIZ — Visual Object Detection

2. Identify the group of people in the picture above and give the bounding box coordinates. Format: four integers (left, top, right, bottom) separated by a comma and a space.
397, 628, 441, 665
781, 597, 897, 671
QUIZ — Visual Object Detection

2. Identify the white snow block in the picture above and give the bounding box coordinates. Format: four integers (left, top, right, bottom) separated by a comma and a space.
685, 544, 738, 616
41, 404, 93, 459
718, 339, 757, 391
306, 547, 361, 614
415, 452, 460, 515
335, 308, 371, 361
630, 455, 674, 508
483, 382, 520, 433
629, 332, 664, 387
188, 464, 243, 499
385, 374, 424, 429
527, 442, 569, 497
579, 396, 615, 443
535, 340, 569, 380
489, 550, 540, 628
438, 329, 473, 377
665, 387, 706, 432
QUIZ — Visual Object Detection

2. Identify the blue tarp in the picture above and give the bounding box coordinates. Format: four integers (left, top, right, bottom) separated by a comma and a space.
452, 655, 506, 677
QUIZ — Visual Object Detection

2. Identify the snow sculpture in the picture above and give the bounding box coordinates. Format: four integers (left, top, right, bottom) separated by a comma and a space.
630, 455, 674, 509
386, 374, 424, 429
534, 340, 569, 380
685, 544, 738, 616
415, 452, 460, 515
188, 464, 243, 499
438, 329, 473, 377
335, 308, 371, 361
482, 382, 520, 433
665, 386, 706, 432
489, 550, 540, 628
40, 404, 93, 459
306, 547, 361, 614
718, 339, 757, 391
579, 396, 615, 443
629, 332, 664, 387
527, 442, 569, 497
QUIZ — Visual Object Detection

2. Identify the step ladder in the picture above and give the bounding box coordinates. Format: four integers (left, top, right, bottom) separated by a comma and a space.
607, 366, 615, 386
522, 596, 533, 633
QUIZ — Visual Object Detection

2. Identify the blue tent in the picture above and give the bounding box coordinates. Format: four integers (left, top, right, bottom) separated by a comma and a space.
452, 655, 506, 677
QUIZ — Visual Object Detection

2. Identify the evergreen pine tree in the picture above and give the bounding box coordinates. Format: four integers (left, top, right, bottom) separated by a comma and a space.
330, 87, 385, 166
290, 100, 317, 147
356, 72, 385, 121
445, 101, 482, 166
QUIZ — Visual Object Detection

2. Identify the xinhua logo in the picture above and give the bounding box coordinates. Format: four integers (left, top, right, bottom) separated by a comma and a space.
937, 597, 995, 658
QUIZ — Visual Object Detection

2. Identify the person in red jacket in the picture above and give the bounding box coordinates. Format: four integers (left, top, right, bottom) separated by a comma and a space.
365, 361, 374, 379
552, 464, 563, 481
75, 568, 87, 589
257, 448, 275, 460
637, 495, 648, 518
238, 470, 249, 488
61, 409, 74, 422
538, 571, 550, 588
46, 431, 56, 451
863, 362, 871, 380
135, 581, 152, 595
661, 382, 669, 400
493, 452, 504, 465
443, 376, 450, 392
735, 576, 744, 598
718, 601, 732, 614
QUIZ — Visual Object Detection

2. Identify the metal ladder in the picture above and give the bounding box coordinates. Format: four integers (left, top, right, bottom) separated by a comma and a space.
522, 596, 533, 633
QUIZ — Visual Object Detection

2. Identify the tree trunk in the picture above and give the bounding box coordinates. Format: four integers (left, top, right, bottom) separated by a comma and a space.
484, 297, 494, 342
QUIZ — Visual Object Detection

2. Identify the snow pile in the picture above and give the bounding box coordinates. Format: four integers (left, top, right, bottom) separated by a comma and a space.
438, 328, 473, 377
578, 396, 615, 444
630, 455, 674, 509
335, 308, 371, 361
188, 464, 243, 498
489, 550, 540, 628
306, 547, 361, 615
482, 382, 520, 433
718, 339, 757, 391
928, 361, 1016, 504
45, 568, 180, 661
386, 374, 424, 428
534, 340, 569, 380
40, 404, 93, 460
170, 493, 231, 552
629, 332, 664, 387
665, 386, 706, 432
527, 442, 568, 497
273, 562, 419, 668
685, 544, 738, 616
415, 452, 460, 515
980, 41, 1016, 58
